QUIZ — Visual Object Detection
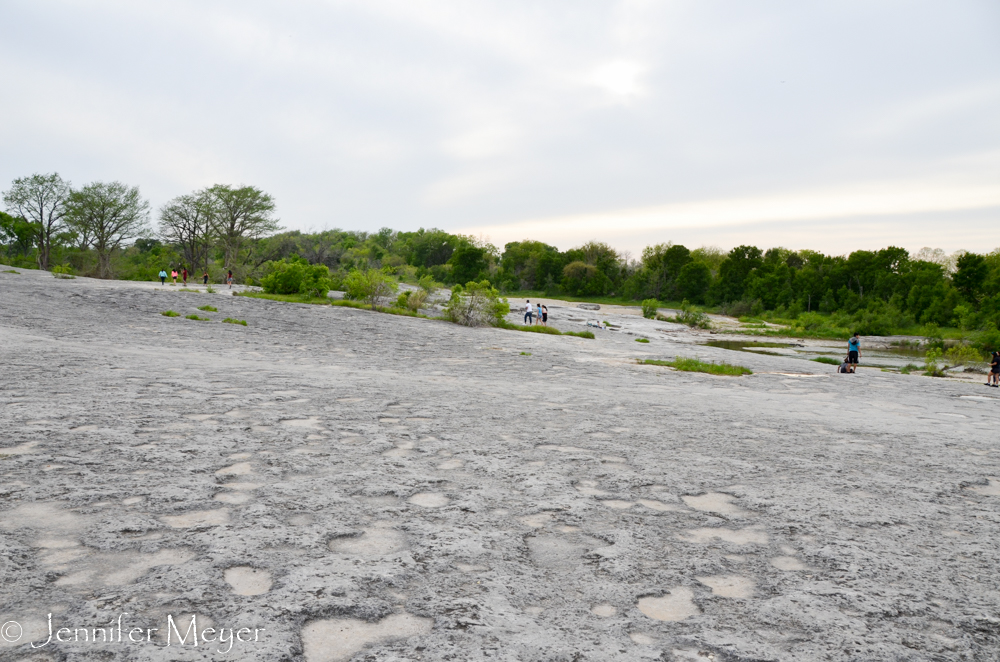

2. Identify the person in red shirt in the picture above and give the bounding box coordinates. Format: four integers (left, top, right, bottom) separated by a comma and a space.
182, 268, 188, 286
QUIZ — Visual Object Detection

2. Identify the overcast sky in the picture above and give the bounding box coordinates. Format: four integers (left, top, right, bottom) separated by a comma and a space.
2, 0, 998, 256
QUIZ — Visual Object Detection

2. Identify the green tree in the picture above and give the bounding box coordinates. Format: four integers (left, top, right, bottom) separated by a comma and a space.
65, 181, 150, 279
676, 261, 711, 303
954, 252, 988, 302
715, 245, 763, 302
449, 243, 488, 284
260, 257, 334, 297
205, 185, 280, 272
0, 210, 37, 257
446, 280, 509, 327
3, 173, 71, 270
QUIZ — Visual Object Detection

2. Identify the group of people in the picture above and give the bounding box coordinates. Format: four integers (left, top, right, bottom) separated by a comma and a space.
837, 333, 862, 373
157, 268, 234, 289
523, 300, 549, 326
986, 351, 1000, 387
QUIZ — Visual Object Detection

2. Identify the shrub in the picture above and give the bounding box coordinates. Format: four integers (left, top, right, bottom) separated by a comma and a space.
636, 337, 649, 343
923, 347, 945, 377
641, 299, 658, 319
222, 318, 247, 326
185, 314, 209, 321
344, 268, 398, 310
396, 291, 411, 308
900, 363, 920, 374
197, 305, 217, 312
446, 280, 510, 327
161, 310, 179, 317
642, 357, 752, 376
944, 344, 985, 367
660, 300, 711, 329
406, 288, 429, 311
260, 257, 334, 298
51, 264, 75, 279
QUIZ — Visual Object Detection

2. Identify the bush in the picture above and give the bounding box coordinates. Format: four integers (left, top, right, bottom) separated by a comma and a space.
51, 264, 75, 279
161, 310, 179, 317
641, 299, 658, 319
659, 300, 711, 329
344, 268, 398, 310
396, 291, 411, 308
923, 347, 945, 377
944, 344, 985, 367
446, 280, 509, 327
222, 318, 247, 326
260, 257, 334, 298
406, 288, 429, 311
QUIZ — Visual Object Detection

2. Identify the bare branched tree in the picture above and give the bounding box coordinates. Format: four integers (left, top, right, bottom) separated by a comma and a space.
65, 182, 150, 279
159, 192, 213, 272
2, 173, 71, 270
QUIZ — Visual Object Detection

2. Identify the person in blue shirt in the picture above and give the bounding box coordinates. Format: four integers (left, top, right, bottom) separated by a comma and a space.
847, 333, 861, 373
158, 269, 167, 286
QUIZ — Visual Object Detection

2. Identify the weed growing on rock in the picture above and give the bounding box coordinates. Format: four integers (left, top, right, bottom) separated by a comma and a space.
923, 348, 945, 377
641, 357, 752, 376
521, 352, 531, 356
198, 305, 218, 312
185, 314, 210, 321
636, 338, 649, 343
812, 357, 840, 365
205, 284, 216, 293
641, 299, 658, 319
564, 331, 595, 339
161, 310, 180, 317
177, 288, 200, 293
900, 363, 920, 374
223, 318, 247, 326
2, 270, 19, 274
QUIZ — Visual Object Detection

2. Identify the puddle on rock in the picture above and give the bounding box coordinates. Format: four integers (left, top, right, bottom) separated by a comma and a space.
328, 523, 406, 557
696, 575, 755, 598
637, 587, 700, 622
771, 556, 807, 571
682, 493, 745, 515
591, 604, 617, 617
225, 566, 272, 595
438, 459, 464, 470
215, 462, 253, 476
408, 493, 449, 508
681, 527, 768, 545
300, 613, 432, 662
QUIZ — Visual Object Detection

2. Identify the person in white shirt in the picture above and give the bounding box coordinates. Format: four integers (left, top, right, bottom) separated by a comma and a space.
524, 300, 533, 324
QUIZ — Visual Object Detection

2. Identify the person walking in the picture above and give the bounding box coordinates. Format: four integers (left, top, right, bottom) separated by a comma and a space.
158, 269, 167, 286
202, 271, 209, 285
182, 268, 188, 286
524, 300, 533, 325
847, 333, 861, 373
987, 351, 1000, 387
171, 269, 178, 284
227, 270, 234, 289
541, 305, 548, 326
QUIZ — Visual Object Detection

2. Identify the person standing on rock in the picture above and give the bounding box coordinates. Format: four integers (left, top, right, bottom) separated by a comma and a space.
182, 268, 188, 286
847, 333, 861, 373
541, 305, 548, 327
158, 269, 167, 286
202, 271, 209, 285
524, 300, 533, 325
227, 270, 234, 289
536, 302, 543, 325
987, 351, 1000, 387
171, 269, 178, 284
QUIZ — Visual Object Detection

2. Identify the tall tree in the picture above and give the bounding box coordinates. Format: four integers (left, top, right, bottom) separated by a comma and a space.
159, 192, 213, 272
65, 182, 150, 279
205, 185, 279, 271
2, 173, 71, 270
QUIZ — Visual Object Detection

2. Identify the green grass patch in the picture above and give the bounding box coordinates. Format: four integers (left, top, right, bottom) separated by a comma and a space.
222, 318, 247, 326
236, 291, 331, 305
641, 357, 752, 376
2, 270, 19, 274
520, 351, 531, 355
177, 288, 201, 292
812, 356, 841, 365
636, 338, 649, 343
185, 314, 210, 321
161, 310, 180, 317
497, 321, 594, 339
197, 305, 218, 312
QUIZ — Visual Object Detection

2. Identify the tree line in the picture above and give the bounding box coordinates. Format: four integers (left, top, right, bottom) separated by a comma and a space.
3, 171, 999, 340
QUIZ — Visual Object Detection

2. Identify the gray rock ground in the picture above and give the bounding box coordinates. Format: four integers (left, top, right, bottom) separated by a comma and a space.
1, 267, 999, 662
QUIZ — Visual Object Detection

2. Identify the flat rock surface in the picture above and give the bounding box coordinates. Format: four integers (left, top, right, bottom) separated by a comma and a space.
1, 267, 999, 661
